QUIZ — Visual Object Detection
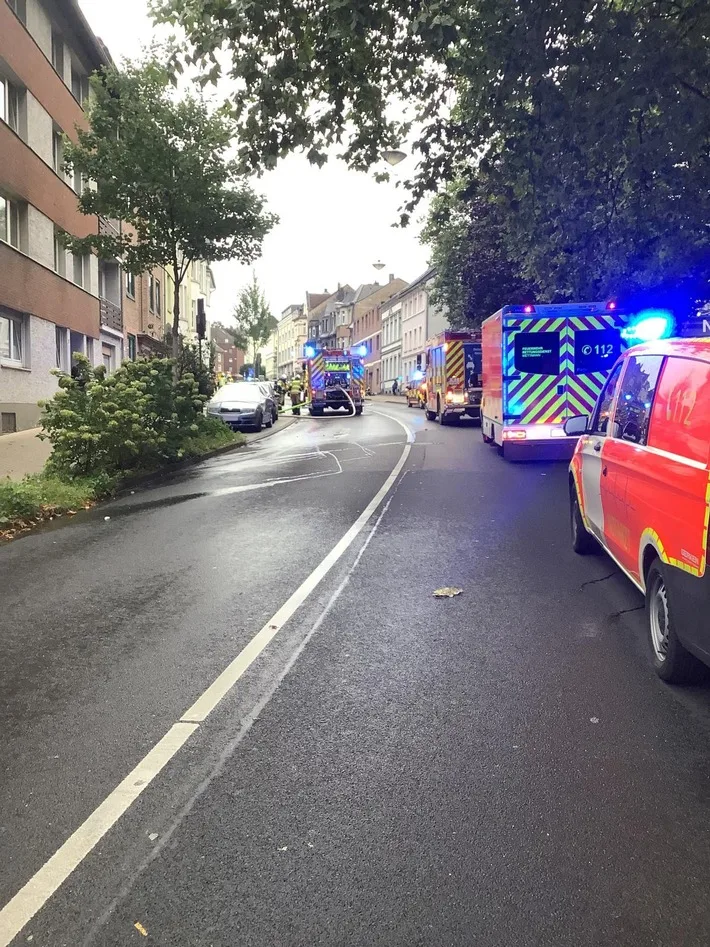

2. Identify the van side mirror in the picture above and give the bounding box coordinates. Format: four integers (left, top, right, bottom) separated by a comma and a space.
564, 415, 588, 436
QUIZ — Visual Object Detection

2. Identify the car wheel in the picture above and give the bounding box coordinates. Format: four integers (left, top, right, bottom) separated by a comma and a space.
252, 410, 263, 433
425, 408, 436, 421
646, 560, 702, 684
265, 412, 273, 429
570, 487, 597, 554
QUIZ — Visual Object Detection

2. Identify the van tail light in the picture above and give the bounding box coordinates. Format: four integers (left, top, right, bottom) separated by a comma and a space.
445, 390, 454, 403
503, 429, 527, 440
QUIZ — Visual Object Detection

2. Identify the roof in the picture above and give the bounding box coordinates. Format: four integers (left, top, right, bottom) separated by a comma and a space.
306, 292, 330, 312
628, 338, 710, 364
58, 0, 114, 68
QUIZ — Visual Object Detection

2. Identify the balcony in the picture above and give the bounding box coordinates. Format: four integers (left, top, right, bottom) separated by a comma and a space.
99, 259, 122, 332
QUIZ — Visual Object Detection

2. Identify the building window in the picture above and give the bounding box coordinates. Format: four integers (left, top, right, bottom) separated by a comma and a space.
0, 195, 21, 248
155, 279, 161, 316
71, 68, 88, 106
125, 270, 135, 298
55, 326, 69, 371
53, 230, 67, 277
72, 252, 88, 288
51, 32, 64, 76
0, 311, 24, 364
52, 129, 64, 174
73, 168, 83, 195
0, 77, 24, 136
148, 274, 155, 312
127, 333, 137, 360
6, 0, 26, 22
86, 337, 94, 364
102, 342, 115, 372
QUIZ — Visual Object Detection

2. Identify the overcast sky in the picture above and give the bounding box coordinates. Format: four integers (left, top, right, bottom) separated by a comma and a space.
78, 0, 430, 324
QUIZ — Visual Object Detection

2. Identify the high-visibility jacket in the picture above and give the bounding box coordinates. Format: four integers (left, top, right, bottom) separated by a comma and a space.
290, 378, 302, 393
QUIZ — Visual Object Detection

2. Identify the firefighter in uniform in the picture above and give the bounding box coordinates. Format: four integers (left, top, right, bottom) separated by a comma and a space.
289, 373, 304, 415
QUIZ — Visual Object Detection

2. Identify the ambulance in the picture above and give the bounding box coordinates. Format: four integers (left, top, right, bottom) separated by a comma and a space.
302, 346, 365, 416
424, 330, 482, 425
481, 301, 628, 457
566, 332, 710, 684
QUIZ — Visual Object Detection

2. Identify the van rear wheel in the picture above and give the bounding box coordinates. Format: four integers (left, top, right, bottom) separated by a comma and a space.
646, 560, 703, 684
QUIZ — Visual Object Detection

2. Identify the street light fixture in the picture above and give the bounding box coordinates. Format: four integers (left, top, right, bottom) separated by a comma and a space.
372, 260, 385, 271
381, 149, 407, 167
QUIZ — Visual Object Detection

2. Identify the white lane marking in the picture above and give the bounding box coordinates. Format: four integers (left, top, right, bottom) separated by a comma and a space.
0, 412, 411, 946
0, 723, 198, 947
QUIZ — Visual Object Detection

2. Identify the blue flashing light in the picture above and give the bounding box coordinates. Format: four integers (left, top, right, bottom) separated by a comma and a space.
304, 344, 317, 359
621, 308, 674, 344
353, 344, 367, 358
412, 369, 425, 381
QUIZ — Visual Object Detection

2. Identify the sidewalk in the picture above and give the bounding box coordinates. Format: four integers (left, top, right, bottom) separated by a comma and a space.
367, 394, 409, 406
0, 428, 52, 480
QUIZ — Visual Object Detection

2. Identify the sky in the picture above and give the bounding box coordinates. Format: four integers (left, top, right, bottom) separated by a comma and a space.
77, 0, 430, 324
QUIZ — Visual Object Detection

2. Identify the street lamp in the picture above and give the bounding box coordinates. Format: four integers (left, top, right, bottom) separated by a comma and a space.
381, 149, 407, 167
372, 260, 385, 271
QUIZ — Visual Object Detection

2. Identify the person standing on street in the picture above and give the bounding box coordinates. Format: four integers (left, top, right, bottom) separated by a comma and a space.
392, 379, 399, 396
289, 374, 304, 416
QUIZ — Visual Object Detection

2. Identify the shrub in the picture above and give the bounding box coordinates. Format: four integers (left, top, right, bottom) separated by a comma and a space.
40, 355, 214, 478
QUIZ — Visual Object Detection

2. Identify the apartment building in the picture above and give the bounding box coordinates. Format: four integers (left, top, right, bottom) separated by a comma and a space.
350, 276, 408, 393
401, 268, 448, 384
211, 322, 245, 379
276, 303, 306, 377
380, 294, 403, 393
0, 0, 122, 432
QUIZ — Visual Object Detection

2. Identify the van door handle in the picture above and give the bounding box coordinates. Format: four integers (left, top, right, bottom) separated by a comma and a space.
602, 466, 608, 476
593, 442, 602, 452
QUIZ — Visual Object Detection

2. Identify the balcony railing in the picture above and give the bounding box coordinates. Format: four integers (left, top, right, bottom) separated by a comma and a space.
100, 298, 123, 332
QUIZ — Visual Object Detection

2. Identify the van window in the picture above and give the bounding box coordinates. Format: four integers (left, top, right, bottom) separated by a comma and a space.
590, 361, 623, 435
648, 357, 710, 464
612, 355, 663, 445
514, 332, 560, 375
574, 328, 621, 374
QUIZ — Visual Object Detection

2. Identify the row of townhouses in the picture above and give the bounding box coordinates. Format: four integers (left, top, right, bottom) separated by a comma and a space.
260, 269, 448, 393
0, 0, 215, 434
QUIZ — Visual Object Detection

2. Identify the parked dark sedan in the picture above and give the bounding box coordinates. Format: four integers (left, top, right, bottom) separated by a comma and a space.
206, 383, 273, 432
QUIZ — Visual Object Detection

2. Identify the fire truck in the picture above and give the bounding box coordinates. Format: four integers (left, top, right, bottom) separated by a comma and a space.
302, 347, 365, 416
481, 301, 628, 458
424, 330, 482, 425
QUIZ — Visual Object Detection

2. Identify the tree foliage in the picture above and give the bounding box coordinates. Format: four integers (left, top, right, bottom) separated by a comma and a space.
229, 275, 278, 367
153, 0, 710, 308
423, 185, 538, 328
62, 57, 277, 360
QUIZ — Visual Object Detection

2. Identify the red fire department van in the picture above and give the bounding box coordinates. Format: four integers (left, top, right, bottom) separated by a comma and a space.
481, 302, 627, 457
566, 337, 710, 683
302, 347, 365, 416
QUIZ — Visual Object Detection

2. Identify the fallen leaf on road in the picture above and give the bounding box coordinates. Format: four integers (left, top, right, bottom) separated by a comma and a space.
433, 587, 463, 598
134, 921, 148, 936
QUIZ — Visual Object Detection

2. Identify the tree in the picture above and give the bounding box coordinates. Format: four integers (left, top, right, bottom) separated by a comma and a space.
152, 0, 710, 308
422, 185, 538, 329
62, 57, 278, 364
229, 275, 278, 372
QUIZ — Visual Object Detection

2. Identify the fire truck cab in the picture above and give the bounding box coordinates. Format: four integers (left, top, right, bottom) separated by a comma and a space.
303, 347, 365, 416
424, 330, 482, 425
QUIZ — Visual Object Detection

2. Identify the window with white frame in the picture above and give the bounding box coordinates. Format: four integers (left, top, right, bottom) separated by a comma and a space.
0, 195, 21, 248
125, 270, 135, 298
52, 129, 64, 174
0, 310, 24, 364
72, 252, 88, 288
71, 67, 88, 106
55, 325, 69, 371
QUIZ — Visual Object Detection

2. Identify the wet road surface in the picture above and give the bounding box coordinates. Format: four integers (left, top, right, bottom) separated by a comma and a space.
2, 403, 710, 946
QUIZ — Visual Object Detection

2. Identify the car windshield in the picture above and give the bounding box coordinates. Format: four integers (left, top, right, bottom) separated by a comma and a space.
217, 384, 261, 403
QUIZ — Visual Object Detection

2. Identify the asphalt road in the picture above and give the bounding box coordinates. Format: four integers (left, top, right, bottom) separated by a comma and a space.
2, 403, 710, 946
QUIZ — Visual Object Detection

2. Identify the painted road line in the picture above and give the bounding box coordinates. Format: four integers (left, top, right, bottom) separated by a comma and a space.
0, 723, 198, 947
0, 415, 413, 947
